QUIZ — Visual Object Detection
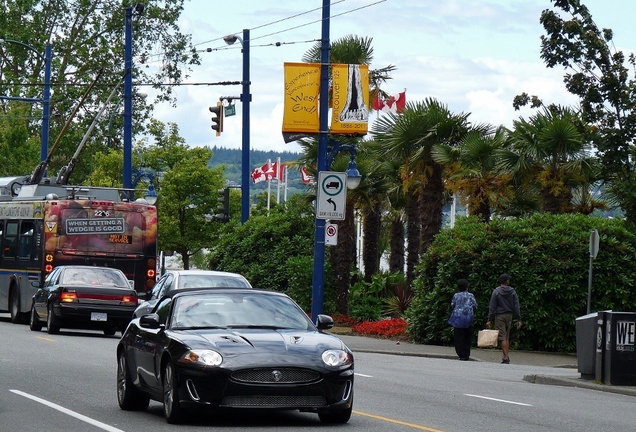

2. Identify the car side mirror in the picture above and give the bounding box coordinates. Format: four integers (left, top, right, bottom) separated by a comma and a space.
31, 280, 42, 288
315, 314, 334, 330
139, 313, 162, 329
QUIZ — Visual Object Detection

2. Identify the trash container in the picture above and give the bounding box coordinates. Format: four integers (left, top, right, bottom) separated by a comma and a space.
576, 312, 598, 379
601, 311, 636, 386
595, 310, 609, 383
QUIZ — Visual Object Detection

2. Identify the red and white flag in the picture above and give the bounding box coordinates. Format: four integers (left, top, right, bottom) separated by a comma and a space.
300, 166, 312, 184
374, 91, 406, 114
252, 161, 285, 184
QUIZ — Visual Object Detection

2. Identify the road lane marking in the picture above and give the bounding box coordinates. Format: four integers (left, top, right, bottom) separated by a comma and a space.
36, 336, 56, 342
10, 390, 125, 432
464, 393, 532, 406
354, 410, 446, 431
355, 372, 373, 377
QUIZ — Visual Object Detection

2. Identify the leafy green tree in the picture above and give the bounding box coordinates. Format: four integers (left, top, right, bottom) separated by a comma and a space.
519, 0, 636, 223
0, 0, 199, 182
0, 103, 40, 176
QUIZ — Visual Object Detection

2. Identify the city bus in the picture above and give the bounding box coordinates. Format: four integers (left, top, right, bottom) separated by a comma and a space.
0, 177, 157, 324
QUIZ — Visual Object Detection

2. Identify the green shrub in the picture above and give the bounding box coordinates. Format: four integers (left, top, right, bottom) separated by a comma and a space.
406, 214, 636, 352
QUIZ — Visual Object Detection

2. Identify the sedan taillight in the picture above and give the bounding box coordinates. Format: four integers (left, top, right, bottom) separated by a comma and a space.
59, 292, 77, 303
121, 296, 138, 306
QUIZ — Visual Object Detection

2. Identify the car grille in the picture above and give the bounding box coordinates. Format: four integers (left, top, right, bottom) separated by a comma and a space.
231, 368, 320, 384
222, 395, 326, 407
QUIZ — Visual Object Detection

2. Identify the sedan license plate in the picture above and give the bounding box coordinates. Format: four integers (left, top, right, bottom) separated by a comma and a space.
91, 312, 107, 322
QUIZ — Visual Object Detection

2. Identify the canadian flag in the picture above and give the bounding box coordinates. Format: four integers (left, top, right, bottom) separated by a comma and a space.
374, 91, 406, 114
300, 166, 312, 184
252, 161, 285, 184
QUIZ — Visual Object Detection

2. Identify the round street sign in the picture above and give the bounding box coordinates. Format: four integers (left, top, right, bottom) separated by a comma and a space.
325, 222, 338, 246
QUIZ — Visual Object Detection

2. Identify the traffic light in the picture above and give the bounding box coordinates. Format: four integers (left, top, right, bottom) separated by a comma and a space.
209, 101, 224, 136
215, 188, 230, 222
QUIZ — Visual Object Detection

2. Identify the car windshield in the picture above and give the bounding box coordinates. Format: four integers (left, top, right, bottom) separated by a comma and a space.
171, 292, 311, 330
177, 274, 251, 289
61, 268, 129, 287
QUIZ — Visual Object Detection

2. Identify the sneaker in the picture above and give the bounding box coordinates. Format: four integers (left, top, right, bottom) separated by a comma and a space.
501, 358, 510, 364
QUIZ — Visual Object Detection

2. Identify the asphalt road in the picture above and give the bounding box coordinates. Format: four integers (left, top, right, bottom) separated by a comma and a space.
2, 314, 636, 432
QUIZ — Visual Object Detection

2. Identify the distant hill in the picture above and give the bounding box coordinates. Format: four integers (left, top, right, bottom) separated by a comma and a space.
208, 146, 308, 195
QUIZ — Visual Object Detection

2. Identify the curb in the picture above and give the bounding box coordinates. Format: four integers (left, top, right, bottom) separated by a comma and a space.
523, 374, 636, 397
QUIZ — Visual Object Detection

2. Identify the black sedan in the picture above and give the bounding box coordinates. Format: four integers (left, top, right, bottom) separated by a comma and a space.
116, 288, 354, 424
29, 265, 139, 336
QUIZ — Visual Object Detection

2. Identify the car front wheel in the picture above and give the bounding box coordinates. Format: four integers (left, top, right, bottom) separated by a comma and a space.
163, 361, 184, 424
117, 351, 150, 411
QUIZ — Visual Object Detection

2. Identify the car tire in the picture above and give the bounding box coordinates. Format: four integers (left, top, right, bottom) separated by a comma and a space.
318, 406, 353, 424
46, 304, 60, 334
163, 361, 184, 424
29, 304, 42, 332
103, 328, 116, 336
117, 351, 150, 411
10, 288, 24, 324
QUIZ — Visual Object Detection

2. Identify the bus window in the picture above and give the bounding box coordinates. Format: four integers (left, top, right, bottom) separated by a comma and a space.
18, 221, 34, 259
4, 221, 18, 258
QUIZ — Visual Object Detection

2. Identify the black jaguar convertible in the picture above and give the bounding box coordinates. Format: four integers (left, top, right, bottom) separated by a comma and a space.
116, 288, 354, 424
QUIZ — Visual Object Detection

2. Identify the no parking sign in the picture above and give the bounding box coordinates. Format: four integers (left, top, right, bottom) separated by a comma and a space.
325, 223, 338, 246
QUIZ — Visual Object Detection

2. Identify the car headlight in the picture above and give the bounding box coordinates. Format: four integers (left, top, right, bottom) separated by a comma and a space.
181, 350, 223, 366
322, 349, 352, 367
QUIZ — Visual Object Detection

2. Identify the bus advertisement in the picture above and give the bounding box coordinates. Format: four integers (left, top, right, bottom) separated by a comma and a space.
0, 180, 157, 324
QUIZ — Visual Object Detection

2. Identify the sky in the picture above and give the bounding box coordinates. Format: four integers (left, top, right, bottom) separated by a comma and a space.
147, 0, 636, 156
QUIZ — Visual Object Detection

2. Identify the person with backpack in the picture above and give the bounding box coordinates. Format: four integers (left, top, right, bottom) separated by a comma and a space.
486, 273, 522, 364
448, 279, 478, 361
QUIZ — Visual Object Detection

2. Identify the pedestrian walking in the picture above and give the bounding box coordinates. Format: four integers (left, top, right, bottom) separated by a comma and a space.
486, 273, 522, 364
448, 279, 477, 361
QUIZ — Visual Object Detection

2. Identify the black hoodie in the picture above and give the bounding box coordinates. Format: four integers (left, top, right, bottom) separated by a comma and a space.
488, 285, 521, 322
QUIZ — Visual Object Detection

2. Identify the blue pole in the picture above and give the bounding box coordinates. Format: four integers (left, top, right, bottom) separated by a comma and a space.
123, 6, 133, 196
311, 0, 330, 323
241, 29, 251, 224
41, 44, 51, 163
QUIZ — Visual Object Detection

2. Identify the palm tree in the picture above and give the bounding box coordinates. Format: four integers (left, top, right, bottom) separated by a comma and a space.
432, 126, 512, 222
373, 98, 471, 286
501, 106, 598, 214
301, 35, 395, 314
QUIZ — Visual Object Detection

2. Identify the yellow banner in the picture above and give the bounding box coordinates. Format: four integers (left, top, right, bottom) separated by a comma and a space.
331, 64, 369, 135
282, 62, 321, 134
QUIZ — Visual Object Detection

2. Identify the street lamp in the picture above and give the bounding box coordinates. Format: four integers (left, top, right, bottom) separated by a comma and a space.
132, 167, 158, 205
123, 3, 145, 197
223, 29, 251, 224
0, 39, 51, 163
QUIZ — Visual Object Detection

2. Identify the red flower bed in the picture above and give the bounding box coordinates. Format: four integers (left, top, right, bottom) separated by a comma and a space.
352, 318, 408, 338
333, 314, 358, 327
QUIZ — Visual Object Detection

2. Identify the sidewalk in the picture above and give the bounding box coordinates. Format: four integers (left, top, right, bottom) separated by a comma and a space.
333, 333, 636, 398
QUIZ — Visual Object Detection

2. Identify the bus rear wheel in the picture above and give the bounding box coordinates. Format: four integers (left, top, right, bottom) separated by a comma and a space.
10, 288, 24, 324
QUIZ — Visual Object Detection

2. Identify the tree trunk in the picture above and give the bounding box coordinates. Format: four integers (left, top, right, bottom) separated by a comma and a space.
419, 162, 445, 255
362, 203, 381, 282
389, 216, 405, 275
406, 189, 421, 288
329, 200, 356, 315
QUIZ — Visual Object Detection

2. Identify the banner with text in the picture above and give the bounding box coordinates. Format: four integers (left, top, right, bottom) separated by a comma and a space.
282, 62, 321, 135
331, 64, 369, 135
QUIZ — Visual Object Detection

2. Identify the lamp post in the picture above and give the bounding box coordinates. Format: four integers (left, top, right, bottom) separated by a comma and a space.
0, 39, 51, 163
310, 0, 332, 323
123, 3, 145, 198
108, 92, 147, 148
223, 29, 251, 224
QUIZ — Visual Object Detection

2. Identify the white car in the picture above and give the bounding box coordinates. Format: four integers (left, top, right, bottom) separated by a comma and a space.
133, 270, 252, 318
